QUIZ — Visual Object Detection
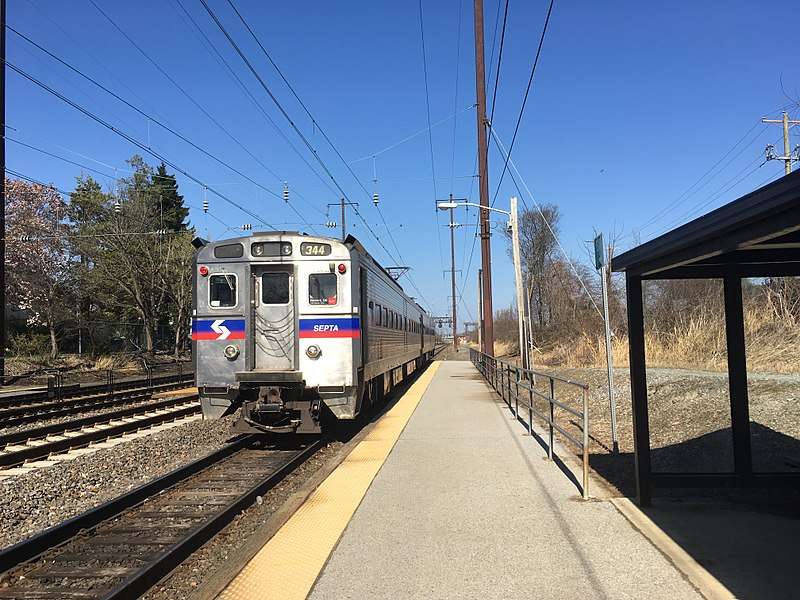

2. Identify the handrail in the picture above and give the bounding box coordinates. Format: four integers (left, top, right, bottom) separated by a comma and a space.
469, 347, 590, 499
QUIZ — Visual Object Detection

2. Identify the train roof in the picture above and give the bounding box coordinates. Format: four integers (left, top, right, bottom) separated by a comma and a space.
195, 231, 429, 316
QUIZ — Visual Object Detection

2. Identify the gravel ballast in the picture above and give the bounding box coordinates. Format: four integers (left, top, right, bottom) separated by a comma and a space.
0, 415, 238, 549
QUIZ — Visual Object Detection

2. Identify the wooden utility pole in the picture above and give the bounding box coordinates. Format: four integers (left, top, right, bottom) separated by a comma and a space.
477, 267, 483, 349
449, 205, 458, 350
762, 112, 800, 175
473, 0, 493, 356
0, 0, 6, 385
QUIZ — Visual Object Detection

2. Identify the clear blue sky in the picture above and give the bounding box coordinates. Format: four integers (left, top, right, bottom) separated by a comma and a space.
7, 0, 798, 328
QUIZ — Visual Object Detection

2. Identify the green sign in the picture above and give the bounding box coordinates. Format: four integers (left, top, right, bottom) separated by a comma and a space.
593, 234, 604, 270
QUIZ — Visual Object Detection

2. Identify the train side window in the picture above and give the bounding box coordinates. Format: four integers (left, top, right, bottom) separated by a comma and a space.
374, 304, 381, 325
309, 273, 338, 306
209, 274, 237, 308
383, 307, 388, 326
262, 272, 290, 304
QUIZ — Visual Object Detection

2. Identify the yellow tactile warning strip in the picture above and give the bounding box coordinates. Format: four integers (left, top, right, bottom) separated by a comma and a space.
218, 361, 441, 600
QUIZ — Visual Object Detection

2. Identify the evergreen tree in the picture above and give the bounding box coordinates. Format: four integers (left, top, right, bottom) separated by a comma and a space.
152, 163, 188, 231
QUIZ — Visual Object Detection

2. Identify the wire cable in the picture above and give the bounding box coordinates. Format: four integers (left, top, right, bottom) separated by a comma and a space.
490, 126, 603, 318
488, 0, 509, 124
6, 60, 276, 229
169, 0, 336, 212
490, 0, 554, 207
8, 26, 318, 233
206, 0, 436, 310
86, 0, 285, 187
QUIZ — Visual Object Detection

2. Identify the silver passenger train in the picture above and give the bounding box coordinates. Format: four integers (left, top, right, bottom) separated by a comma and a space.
192, 232, 436, 434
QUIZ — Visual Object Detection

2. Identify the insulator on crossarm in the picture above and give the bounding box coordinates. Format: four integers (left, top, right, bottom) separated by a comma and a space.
325, 220, 337, 229
114, 200, 122, 214
283, 182, 289, 203
202, 199, 209, 213
242, 223, 252, 231
372, 191, 379, 206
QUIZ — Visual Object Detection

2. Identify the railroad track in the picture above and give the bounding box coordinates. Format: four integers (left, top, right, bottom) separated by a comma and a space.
0, 378, 195, 430
0, 436, 324, 599
0, 393, 201, 469
0, 370, 193, 412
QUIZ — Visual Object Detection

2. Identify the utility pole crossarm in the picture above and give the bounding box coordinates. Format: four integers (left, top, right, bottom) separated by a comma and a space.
762, 112, 800, 175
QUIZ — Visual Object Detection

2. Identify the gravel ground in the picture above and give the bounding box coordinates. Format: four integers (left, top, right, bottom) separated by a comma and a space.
142, 440, 344, 600
0, 414, 239, 549
0, 394, 194, 438
533, 366, 800, 496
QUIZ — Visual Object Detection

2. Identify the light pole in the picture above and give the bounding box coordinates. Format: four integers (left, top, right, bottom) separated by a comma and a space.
437, 198, 527, 367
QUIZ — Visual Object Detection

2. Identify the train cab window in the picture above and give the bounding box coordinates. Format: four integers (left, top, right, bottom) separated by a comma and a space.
209, 274, 237, 308
262, 272, 290, 304
309, 273, 338, 306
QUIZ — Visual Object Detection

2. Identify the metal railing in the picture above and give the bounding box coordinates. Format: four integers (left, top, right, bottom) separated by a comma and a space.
469, 348, 591, 499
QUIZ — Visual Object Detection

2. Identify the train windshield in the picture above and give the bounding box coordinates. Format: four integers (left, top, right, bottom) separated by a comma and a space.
309, 273, 338, 306
209, 274, 236, 308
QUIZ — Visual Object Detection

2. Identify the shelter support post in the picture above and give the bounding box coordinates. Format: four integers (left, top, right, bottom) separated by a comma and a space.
626, 274, 651, 506
723, 276, 752, 478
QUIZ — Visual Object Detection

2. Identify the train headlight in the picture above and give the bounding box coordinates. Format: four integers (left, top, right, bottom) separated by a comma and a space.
223, 344, 240, 360
306, 344, 322, 360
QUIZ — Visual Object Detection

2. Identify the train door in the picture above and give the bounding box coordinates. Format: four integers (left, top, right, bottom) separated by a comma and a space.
252, 266, 295, 371
419, 315, 424, 354
359, 267, 368, 367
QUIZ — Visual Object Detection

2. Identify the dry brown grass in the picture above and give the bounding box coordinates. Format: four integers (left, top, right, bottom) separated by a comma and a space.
539, 302, 800, 374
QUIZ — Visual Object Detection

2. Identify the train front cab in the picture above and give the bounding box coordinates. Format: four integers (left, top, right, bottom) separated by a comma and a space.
194, 235, 361, 435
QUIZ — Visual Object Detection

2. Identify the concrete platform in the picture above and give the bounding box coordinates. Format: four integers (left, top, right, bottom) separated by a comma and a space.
309, 360, 702, 600
219, 359, 714, 600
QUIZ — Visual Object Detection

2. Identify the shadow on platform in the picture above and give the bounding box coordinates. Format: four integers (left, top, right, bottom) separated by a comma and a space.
590, 423, 800, 600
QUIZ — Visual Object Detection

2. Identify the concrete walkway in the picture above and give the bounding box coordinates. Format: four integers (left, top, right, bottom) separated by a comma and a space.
309, 360, 702, 600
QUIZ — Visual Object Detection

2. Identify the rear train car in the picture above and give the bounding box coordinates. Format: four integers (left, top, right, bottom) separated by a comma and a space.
192, 232, 435, 434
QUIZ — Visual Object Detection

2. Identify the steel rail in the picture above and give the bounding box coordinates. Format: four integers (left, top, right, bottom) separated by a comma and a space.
0, 395, 200, 467
0, 436, 254, 573
0, 378, 191, 426
0, 370, 193, 410
0, 437, 325, 600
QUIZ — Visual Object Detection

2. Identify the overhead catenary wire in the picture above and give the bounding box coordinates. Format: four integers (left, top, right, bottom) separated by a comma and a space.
448, 0, 464, 194
416, 0, 448, 310
6, 61, 277, 229
84, 1, 292, 195
490, 127, 604, 318
490, 0, 555, 207
203, 0, 437, 311
8, 26, 318, 233
487, 0, 509, 125
168, 0, 335, 214
350, 104, 475, 164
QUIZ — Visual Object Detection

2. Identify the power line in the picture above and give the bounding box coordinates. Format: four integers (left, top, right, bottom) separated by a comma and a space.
7, 26, 318, 233
350, 104, 475, 164
206, 0, 436, 311
7, 137, 114, 179
488, 0, 509, 124
490, 126, 603, 318
633, 121, 767, 236
490, 0, 555, 207
6, 60, 277, 229
85, 0, 289, 196
416, 0, 447, 306
5, 168, 70, 196
168, 0, 335, 214
449, 0, 464, 194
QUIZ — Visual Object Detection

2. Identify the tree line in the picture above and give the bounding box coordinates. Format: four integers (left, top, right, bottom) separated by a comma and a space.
6, 155, 194, 359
